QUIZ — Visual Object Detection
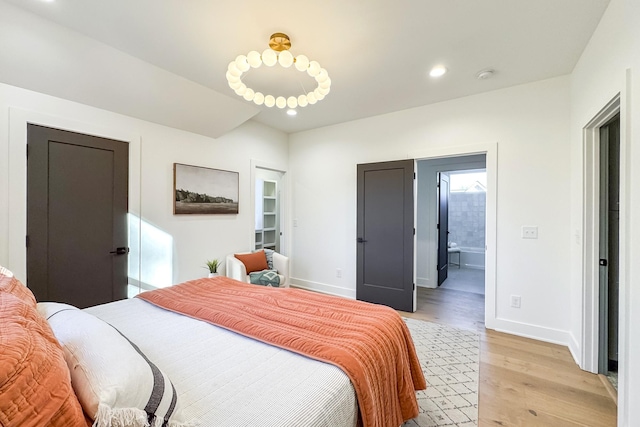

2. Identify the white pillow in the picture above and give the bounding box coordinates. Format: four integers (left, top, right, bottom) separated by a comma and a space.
37, 302, 197, 427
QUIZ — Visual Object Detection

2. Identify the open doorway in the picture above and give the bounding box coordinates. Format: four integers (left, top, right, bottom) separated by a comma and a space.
440, 170, 487, 295
582, 95, 623, 398
598, 113, 620, 389
415, 154, 487, 330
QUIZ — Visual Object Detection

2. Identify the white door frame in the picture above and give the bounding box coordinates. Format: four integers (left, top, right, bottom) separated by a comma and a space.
250, 159, 288, 255
409, 142, 497, 329
581, 95, 621, 373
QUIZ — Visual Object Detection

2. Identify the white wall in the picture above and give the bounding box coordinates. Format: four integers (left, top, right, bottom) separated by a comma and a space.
289, 75, 572, 345
568, 0, 640, 424
0, 82, 288, 287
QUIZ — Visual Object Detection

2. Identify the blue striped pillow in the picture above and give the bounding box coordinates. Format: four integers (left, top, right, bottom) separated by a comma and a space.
37, 303, 198, 427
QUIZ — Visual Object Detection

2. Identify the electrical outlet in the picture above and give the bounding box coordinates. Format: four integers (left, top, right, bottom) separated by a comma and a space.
522, 226, 538, 239
510, 295, 522, 308
336, 268, 342, 278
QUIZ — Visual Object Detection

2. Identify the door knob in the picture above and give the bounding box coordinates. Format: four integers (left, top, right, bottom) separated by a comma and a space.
110, 247, 129, 255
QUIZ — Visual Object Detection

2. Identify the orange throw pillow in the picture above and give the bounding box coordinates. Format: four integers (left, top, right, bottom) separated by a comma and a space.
0, 271, 37, 308
0, 292, 86, 427
234, 251, 269, 273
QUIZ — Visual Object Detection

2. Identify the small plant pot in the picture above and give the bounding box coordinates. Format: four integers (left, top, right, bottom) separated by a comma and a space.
208, 272, 220, 278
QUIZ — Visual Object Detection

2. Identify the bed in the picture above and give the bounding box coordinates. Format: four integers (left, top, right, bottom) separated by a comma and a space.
0, 269, 425, 427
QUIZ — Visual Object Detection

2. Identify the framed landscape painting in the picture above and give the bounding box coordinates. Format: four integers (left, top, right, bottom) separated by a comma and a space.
173, 163, 239, 214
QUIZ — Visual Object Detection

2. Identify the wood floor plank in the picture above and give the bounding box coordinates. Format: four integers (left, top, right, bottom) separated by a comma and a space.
401, 286, 617, 427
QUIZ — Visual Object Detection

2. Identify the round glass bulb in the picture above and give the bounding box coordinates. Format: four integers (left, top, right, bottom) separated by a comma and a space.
294, 55, 309, 72
226, 71, 240, 83
287, 96, 298, 108
318, 86, 330, 96
314, 89, 325, 101
319, 77, 331, 89
307, 61, 321, 77
264, 95, 276, 108
228, 61, 241, 77
235, 55, 250, 72
235, 84, 247, 96
253, 92, 265, 105
228, 80, 242, 90
247, 51, 262, 68
243, 88, 255, 101
307, 92, 317, 104
297, 94, 308, 107
316, 68, 329, 83
278, 50, 294, 68
262, 49, 277, 67
275, 96, 286, 109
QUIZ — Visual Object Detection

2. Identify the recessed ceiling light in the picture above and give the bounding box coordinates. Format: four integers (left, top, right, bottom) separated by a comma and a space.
286, 109, 297, 116
429, 65, 447, 78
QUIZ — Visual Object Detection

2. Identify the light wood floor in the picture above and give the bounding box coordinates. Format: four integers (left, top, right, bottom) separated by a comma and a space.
399, 287, 618, 426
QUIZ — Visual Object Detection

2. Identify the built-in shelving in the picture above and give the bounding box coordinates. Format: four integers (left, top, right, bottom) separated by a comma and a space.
255, 180, 278, 251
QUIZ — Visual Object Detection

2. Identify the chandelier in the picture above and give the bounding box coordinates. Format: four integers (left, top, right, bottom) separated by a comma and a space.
226, 33, 331, 109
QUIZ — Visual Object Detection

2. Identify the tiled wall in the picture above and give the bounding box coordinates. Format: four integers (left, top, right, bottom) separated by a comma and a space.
448, 192, 486, 249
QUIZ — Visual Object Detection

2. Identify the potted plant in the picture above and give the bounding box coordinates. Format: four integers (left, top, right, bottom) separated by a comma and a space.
204, 259, 221, 278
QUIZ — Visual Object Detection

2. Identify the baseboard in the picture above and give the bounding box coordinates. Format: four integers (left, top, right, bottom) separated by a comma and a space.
492, 317, 572, 348
416, 276, 436, 288
290, 277, 356, 299
568, 332, 582, 367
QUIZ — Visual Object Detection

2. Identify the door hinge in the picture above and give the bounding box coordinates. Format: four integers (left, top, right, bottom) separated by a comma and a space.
413, 172, 416, 179
413, 283, 416, 290
599, 259, 608, 267
25, 235, 29, 247
413, 227, 416, 235
436, 223, 440, 230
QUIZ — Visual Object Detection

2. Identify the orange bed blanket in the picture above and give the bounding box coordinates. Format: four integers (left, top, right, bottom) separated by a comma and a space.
138, 277, 426, 427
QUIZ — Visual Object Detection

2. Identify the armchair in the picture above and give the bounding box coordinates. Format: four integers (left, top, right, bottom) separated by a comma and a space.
226, 251, 290, 288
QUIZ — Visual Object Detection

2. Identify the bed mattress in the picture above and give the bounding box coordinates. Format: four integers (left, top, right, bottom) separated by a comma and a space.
85, 298, 358, 427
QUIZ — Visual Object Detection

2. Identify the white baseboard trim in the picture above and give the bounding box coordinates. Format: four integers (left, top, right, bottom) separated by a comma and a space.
290, 277, 356, 299
568, 332, 582, 367
492, 317, 572, 348
416, 276, 436, 288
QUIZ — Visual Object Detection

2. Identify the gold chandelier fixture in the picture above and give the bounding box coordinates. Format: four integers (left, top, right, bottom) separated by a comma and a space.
226, 33, 331, 109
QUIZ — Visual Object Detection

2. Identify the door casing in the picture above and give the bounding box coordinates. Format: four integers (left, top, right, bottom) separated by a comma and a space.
581, 95, 623, 374
6, 108, 141, 289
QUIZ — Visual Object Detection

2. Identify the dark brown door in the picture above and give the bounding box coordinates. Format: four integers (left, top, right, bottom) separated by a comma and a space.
356, 160, 415, 312
27, 125, 129, 308
437, 172, 450, 286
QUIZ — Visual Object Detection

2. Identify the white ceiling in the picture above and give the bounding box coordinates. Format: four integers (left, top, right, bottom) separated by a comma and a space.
6, 0, 610, 134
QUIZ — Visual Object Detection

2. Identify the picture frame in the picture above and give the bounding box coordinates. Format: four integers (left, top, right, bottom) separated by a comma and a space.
173, 163, 239, 214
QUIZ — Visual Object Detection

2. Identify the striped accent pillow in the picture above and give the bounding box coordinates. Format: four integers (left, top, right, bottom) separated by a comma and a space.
37, 302, 197, 427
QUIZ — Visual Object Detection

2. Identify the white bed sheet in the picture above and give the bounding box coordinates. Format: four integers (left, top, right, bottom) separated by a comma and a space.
84, 298, 358, 427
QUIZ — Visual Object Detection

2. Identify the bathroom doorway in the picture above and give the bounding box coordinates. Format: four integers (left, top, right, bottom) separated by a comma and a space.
440, 169, 487, 295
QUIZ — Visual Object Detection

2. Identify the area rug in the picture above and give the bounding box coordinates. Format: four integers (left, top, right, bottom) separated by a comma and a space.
402, 318, 479, 427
